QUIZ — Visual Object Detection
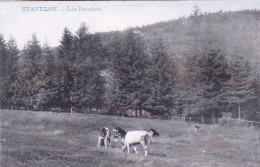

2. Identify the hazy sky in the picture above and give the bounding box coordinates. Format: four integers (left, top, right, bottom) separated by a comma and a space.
0, 1, 259, 49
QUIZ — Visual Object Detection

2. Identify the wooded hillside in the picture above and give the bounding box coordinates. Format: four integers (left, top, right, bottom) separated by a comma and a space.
0, 9, 259, 122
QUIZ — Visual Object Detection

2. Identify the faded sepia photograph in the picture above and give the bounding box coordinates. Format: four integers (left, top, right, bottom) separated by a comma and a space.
0, 1, 259, 166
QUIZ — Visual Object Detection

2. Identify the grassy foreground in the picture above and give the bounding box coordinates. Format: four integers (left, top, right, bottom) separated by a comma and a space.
0, 110, 259, 167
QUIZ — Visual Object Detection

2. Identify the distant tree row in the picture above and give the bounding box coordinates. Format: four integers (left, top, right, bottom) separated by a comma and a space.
0, 9, 259, 122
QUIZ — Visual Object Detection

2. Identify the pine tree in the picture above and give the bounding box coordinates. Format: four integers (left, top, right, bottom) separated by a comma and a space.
78, 32, 106, 111
34, 42, 57, 110
145, 39, 177, 115
55, 28, 76, 110
6, 38, 19, 109
18, 34, 42, 109
22, 34, 42, 70
74, 23, 91, 63
193, 48, 230, 122
59, 28, 76, 63
107, 39, 125, 114
110, 29, 149, 116
222, 55, 259, 120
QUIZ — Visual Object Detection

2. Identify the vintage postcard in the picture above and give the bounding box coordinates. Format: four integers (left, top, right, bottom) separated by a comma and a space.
0, 1, 259, 167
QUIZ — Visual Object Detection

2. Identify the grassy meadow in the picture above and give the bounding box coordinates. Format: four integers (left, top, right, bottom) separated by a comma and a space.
0, 110, 259, 167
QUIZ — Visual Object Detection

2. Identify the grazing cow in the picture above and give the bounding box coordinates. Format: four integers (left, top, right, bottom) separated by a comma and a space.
98, 127, 111, 148
122, 129, 159, 156
113, 127, 127, 143
195, 124, 200, 133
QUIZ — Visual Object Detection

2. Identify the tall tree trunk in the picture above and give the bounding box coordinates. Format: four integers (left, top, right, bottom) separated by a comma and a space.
139, 109, 142, 117
135, 109, 137, 117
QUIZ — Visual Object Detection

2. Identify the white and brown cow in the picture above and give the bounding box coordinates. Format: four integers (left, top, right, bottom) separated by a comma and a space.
98, 127, 111, 148
195, 124, 200, 133
122, 129, 159, 156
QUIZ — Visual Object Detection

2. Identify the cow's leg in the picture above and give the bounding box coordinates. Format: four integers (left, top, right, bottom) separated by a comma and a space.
104, 138, 107, 148
127, 143, 130, 154
141, 143, 148, 156
133, 146, 138, 154
108, 137, 111, 146
98, 137, 101, 147
141, 135, 148, 156
144, 145, 148, 156
122, 144, 127, 152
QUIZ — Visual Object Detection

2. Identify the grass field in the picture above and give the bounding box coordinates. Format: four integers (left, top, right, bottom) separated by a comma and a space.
0, 110, 259, 167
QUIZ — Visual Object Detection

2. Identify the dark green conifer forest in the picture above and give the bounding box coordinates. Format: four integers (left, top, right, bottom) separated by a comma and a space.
0, 10, 259, 122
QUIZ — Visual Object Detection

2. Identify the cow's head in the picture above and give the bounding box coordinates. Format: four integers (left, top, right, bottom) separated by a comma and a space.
149, 129, 160, 137
100, 127, 109, 137
113, 127, 127, 143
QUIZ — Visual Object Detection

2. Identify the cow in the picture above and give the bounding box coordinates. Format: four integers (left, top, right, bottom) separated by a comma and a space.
98, 127, 111, 148
122, 129, 159, 156
195, 124, 200, 133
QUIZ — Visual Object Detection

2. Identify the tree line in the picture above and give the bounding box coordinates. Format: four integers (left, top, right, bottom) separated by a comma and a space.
0, 10, 259, 122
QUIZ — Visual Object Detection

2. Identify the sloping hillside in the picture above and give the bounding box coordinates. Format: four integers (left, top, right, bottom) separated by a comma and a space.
100, 10, 260, 59
99, 10, 260, 121
100, 10, 260, 76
